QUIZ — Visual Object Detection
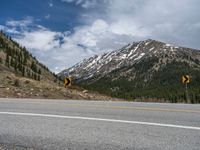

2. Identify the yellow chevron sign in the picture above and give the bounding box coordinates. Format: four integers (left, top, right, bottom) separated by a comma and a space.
182, 75, 190, 84
64, 77, 72, 87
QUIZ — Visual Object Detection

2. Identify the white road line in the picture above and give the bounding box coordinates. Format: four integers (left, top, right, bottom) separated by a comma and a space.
0, 111, 200, 131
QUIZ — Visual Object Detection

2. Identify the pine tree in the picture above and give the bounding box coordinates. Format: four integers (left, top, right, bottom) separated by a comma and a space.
10, 58, 13, 66
38, 69, 41, 74
34, 73, 37, 80
27, 69, 30, 78
5, 54, 10, 67
22, 66, 25, 76
31, 61, 37, 72
37, 75, 40, 81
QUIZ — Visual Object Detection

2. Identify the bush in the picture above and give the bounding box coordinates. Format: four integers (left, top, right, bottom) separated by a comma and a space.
14, 79, 21, 87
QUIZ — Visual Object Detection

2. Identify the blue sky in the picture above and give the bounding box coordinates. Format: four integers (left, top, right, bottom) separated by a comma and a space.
0, 0, 200, 73
0, 0, 97, 31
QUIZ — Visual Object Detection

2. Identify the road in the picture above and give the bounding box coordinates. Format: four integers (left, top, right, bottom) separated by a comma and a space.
0, 98, 200, 150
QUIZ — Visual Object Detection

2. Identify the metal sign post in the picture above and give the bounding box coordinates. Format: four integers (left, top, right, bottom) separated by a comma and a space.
185, 83, 189, 103
182, 75, 190, 103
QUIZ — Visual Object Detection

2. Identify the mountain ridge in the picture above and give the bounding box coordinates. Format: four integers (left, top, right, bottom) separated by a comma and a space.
58, 39, 200, 103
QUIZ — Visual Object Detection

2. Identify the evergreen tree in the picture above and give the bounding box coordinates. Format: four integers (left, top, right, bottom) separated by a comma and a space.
22, 66, 25, 76
27, 69, 31, 78
38, 69, 41, 74
5, 54, 10, 67
10, 58, 14, 67
37, 75, 40, 81
31, 61, 37, 72
14, 61, 17, 71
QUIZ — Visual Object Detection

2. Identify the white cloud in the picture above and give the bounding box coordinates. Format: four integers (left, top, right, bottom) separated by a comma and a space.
0, 25, 6, 30
6, 17, 33, 27
76, 0, 83, 5
15, 29, 60, 51
3, 17, 35, 35
61, 0, 97, 8
69, 19, 136, 51
0, 25, 20, 34
110, 20, 150, 37
105, 0, 200, 48
81, 0, 96, 8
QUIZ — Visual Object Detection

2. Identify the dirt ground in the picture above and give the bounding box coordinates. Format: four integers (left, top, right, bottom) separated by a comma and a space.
0, 70, 121, 101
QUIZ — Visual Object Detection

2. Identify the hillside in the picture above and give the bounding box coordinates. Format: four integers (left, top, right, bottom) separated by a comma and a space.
0, 31, 118, 101
59, 39, 200, 103
0, 31, 58, 81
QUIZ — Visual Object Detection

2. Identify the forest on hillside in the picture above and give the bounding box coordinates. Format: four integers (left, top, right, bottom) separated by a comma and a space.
79, 60, 200, 103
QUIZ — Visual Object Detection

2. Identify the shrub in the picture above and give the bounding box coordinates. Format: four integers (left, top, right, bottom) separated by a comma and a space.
14, 79, 21, 87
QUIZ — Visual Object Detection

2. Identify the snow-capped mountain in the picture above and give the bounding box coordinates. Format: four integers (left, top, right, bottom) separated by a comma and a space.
58, 39, 200, 82
58, 39, 200, 102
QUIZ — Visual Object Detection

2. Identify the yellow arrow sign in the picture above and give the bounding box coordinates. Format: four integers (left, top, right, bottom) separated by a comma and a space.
182, 75, 190, 84
64, 77, 72, 87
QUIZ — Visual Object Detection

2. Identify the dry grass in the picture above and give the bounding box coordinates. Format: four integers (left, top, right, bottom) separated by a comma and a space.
0, 70, 121, 101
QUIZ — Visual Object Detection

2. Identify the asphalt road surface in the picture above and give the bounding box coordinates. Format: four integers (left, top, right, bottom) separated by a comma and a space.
0, 98, 200, 150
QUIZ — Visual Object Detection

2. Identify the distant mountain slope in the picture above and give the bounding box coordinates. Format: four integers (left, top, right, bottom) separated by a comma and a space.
59, 39, 200, 103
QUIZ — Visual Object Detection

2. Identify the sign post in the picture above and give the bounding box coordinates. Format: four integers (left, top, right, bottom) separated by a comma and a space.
182, 75, 190, 103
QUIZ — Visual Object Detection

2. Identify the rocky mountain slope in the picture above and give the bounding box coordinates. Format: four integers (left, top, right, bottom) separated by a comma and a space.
0, 31, 117, 101
59, 39, 200, 103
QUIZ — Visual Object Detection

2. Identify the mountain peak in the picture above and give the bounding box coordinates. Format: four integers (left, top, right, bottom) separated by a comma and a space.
58, 39, 200, 102
58, 39, 200, 82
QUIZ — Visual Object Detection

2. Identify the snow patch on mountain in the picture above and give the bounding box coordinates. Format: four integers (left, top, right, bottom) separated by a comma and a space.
149, 47, 154, 51
127, 42, 141, 57
134, 53, 145, 61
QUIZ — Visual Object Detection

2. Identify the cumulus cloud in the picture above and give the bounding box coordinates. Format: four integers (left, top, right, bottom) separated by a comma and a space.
70, 19, 137, 51
106, 0, 200, 48
15, 29, 60, 51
